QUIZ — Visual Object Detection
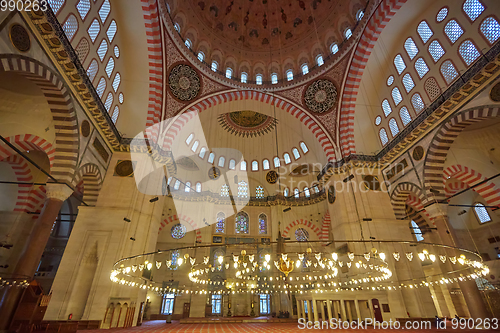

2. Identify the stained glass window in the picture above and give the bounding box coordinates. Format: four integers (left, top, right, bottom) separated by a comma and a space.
259, 213, 267, 234
97, 39, 108, 61
241, 72, 248, 83
463, 0, 484, 22
375, 116, 382, 125
302, 64, 309, 75
196, 182, 201, 192
295, 228, 309, 241
294, 188, 300, 198
47, 0, 64, 14
191, 141, 199, 152
474, 203, 491, 223
304, 187, 310, 198
235, 212, 249, 234
104, 92, 113, 111
252, 160, 259, 171
229, 159, 236, 170
199, 147, 206, 159
300, 142, 309, 153
394, 54, 406, 74
216, 212, 225, 233
411, 93, 425, 113
316, 55, 324, 67
111, 106, 119, 124
263, 159, 270, 170
186, 134, 194, 145
271, 73, 278, 84
226, 68, 233, 79
356, 10, 364, 21
197, 52, 204, 62
211, 61, 218, 72
415, 58, 429, 78
284, 153, 291, 164
107, 20, 117, 42
404, 38, 418, 60
417, 21, 433, 44
273, 157, 280, 168
444, 20, 464, 44
379, 128, 389, 145
382, 99, 392, 116
256, 186, 264, 199
171, 250, 179, 270
391, 87, 403, 106
389, 118, 399, 137
411, 220, 424, 241
428, 40, 445, 62
292, 148, 300, 160
185, 182, 191, 193
286, 70, 293, 81
240, 160, 247, 171
256, 74, 263, 85
220, 184, 229, 197
331, 43, 339, 54
62, 15, 78, 41
208, 153, 215, 163
112, 73, 121, 92
402, 73, 415, 93
87, 59, 98, 82
480, 17, 500, 44
174, 180, 180, 190
344, 28, 352, 39
400, 107, 412, 126
218, 156, 225, 168
440, 60, 459, 84
284, 188, 290, 197
87, 19, 100, 43
238, 181, 248, 198
387, 75, 394, 86
76, 0, 91, 20
171, 224, 187, 239
458, 40, 480, 66
99, 0, 111, 23
105, 57, 115, 77
96, 77, 106, 97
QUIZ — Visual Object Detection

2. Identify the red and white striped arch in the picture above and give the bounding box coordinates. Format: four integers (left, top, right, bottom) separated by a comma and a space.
445, 180, 469, 197
159, 214, 202, 242
282, 219, 321, 239
161, 90, 337, 161
0, 134, 55, 168
443, 164, 500, 208
339, 0, 407, 157
320, 211, 331, 241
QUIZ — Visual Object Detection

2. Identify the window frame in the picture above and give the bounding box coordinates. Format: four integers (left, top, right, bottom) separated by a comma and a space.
416, 19, 434, 44
461, 0, 486, 24
457, 38, 481, 67
439, 59, 459, 85
478, 15, 500, 46
443, 18, 465, 45
473, 202, 492, 224
62, 13, 79, 42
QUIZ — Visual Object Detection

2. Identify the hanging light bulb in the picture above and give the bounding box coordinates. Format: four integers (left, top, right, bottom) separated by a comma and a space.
429, 254, 436, 262
225, 263, 229, 269
265, 254, 271, 262
190, 257, 196, 266
406, 252, 413, 261
347, 262, 351, 268
218, 256, 224, 265
296, 260, 301, 268
298, 253, 304, 260
348, 252, 354, 261
204, 256, 209, 264
439, 255, 446, 263
177, 258, 184, 266
393, 252, 400, 261
249, 254, 254, 263
379, 253, 386, 261
418, 253, 426, 261
156, 261, 162, 269
234, 262, 238, 269
166, 260, 172, 268
132, 265, 138, 272
364, 253, 370, 261
449, 256, 457, 264
332, 253, 338, 261
147, 262, 153, 270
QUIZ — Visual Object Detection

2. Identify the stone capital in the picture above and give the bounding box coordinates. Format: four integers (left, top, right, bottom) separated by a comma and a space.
425, 203, 448, 218
45, 183, 74, 202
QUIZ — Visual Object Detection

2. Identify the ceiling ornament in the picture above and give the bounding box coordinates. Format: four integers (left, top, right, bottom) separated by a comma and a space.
266, 171, 278, 184
168, 64, 200, 101
9, 24, 31, 52
304, 79, 337, 114
217, 110, 278, 137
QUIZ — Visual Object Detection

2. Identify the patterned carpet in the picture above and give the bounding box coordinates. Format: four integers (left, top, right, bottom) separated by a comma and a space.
83, 319, 499, 332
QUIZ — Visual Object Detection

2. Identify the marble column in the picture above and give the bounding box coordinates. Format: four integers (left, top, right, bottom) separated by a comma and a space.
320, 301, 325, 321
354, 300, 361, 321
326, 300, 333, 321
340, 299, 347, 321
312, 299, 319, 322
346, 301, 353, 322
0, 183, 73, 330
296, 298, 301, 319
306, 300, 312, 322
301, 300, 306, 321
333, 300, 339, 319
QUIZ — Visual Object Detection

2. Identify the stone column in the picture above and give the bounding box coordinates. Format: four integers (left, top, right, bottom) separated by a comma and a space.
333, 300, 339, 319
0, 183, 73, 330
312, 299, 319, 322
340, 299, 347, 321
296, 298, 301, 319
354, 300, 361, 321
427, 204, 489, 318
326, 300, 333, 321
301, 300, 306, 321
306, 300, 312, 322
320, 301, 325, 321
346, 301, 353, 322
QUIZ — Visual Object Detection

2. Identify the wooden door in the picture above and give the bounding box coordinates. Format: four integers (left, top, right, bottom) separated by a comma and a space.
183, 303, 190, 318
371, 299, 383, 322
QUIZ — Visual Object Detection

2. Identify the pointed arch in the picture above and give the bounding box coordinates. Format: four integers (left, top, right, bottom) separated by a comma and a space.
390, 182, 427, 219
73, 163, 103, 206
282, 219, 321, 239
319, 211, 331, 241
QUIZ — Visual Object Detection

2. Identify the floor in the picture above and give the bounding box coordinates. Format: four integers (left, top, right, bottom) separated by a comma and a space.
84, 319, 499, 332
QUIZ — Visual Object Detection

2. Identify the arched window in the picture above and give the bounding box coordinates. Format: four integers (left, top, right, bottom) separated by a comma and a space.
62, 15, 78, 41
330, 43, 339, 55
301, 63, 309, 75
226, 68, 233, 79
356, 10, 364, 21
394, 54, 406, 74
105, 57, 115, 77
286, 70, 293, 81
191, 140, 199, 152
414, 57, 429, 78
238, 181, 248, 198
196, 182, 202, 193
112, 73, 121, 92
256, 74, 263, 85
167, 177, 172, 185
208, 152, 215, 164
104, 92, 113, 111
47, 0, 64, 14
235, 211, 249, 234
402, 73, 415, 93
271, 73, 278, 84
391, 87, 403, 106
440, 60, 459, 84
480, 17, 500, 45
211, 61, 218, 72
173, 180, 180, 190
229, 159, 236, 170
444, 20, 464, 44
344, 28, 352, 39
263, 159, 270, 170
199, 147, 207, 159
436, 7, 448, 22
417, 21, 433, 44
273, 157, 280, 168
184, 38, 192, 48
220, 184, 229, 197
312, 183, 320, 193
300, 142, 308, 154
389, 118, 399, 137
174, 23, 180, 32
316, 55, 324, 66
428, 40, 445, 62
99, 0, 111, 23
75, 38, 90, 62
284, 188, 289, 197
96, 77, 106, 97
411, 93, 425, 113
463, 0, 484, 22
97, 39, 108, 61
404, 38, 418, 60
186, 134, 194, 145
259, 213, 267, 234
294, 188, 300, 198
256, 186, 264, 199
87, 59, 98, 82
197, 51, 204, 62
411, 220, 424, 241
241, 72, 248, 83
304, 187, 310, 198
284, 153, 291, 164
107, 20, 117, 42
216, 212, 225, 233
295, 228, 309, 241
76, 0, 91, 20
458, 40, 480, 66
240, 160, 247, 171
218, 156, 225, 167
252, 160, 259, 171
185, 182, 191, 192
399, 107, 412, 126
111, 106, 119, 124
379, 128, 389, 145
474, 203, 491, 223
292, 148, 300, 160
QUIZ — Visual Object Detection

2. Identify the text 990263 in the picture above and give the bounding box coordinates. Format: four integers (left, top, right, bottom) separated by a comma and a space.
1, 0, 48, 11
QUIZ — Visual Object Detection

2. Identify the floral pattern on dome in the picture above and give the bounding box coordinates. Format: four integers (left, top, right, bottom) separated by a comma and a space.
168, 64, 201, 101
304, 79, 337, 114
217, 110, 278, 137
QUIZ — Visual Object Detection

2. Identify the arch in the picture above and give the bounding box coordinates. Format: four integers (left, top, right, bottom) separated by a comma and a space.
73, 163, 103, 206
339, 0, 407, 157
0, 155, 33, 212
158, 214, 202, 242
161, 90, 337, 161
444, 179, 468, 197
282, 219, 321, 239
423, 106, 500, 202
390, 182, 426, 219
0, 56, 79, 183
141, 0, 164, 143
319, 211, 331, 241
443, 165, 500, 208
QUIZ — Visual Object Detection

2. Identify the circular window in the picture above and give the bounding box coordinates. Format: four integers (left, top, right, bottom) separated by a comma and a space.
412, 146, 425, 161
387, 75, 394, 86
171, 224, 187, 239
119, 93, 124, 104
295, 228, 309, 241
375, 116, 382, 126
114, 45, 120, 57
362, 175, 381, 191
436, 7, 448, 22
